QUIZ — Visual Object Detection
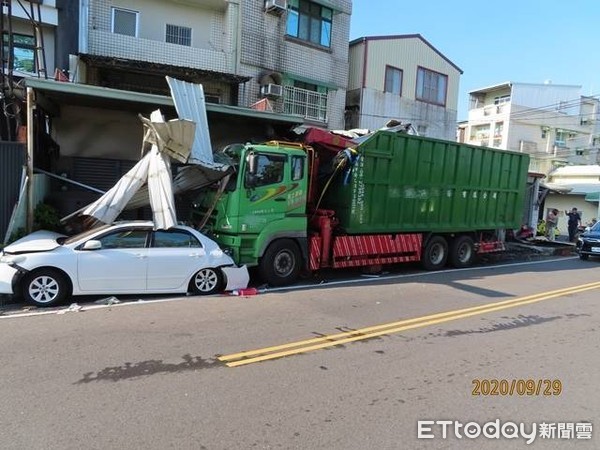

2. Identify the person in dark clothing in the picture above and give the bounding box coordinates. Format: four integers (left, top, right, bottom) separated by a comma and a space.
565, 207, 581, 242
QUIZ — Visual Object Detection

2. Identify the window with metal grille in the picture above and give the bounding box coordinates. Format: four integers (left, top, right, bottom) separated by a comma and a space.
416, 67, 447, 106
166, 24, 192, 47
112, 7, 138, 37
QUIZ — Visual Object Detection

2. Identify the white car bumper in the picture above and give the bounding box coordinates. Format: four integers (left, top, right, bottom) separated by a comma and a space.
0, 263, 18, 295
222, 265, 250, 291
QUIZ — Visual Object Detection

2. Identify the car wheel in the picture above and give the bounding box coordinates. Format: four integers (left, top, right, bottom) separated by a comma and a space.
421, 235, 448, 270
190, 267, 223, 295
22, 269, 70, 307
579, 253, 589, 260
259, 239, 301, 286
449, 236, 476, 268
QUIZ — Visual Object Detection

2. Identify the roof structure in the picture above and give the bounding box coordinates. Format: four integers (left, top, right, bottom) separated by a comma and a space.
349, 34, 463, 74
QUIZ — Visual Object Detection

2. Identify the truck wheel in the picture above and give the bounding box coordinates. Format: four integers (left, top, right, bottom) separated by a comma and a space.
449, 236, 476, 268
421, 236, 448, 270
259, 239, 301, 286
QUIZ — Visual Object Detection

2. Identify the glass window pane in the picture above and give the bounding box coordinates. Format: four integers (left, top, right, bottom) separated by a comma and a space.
153, 230, 201, 248
309, 17, 320, 44
292, 156, 304, 181
99, 230, 148, 249
321, 7, 332, 20
299, 0, 310, 13
113, 8, 137, 37
252, 154, 286, 187
286, 10, 299, 37
320, 20, 331, 47
13, 47, 34, 72
298, 14, 310, 40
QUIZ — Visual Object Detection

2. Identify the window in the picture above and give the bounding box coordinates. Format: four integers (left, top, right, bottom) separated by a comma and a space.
3, 33, 35, 73
246, 154, 286, 188
286, 0, 332, 47
112, 7, 138, 37
416, 67, 447, 106
153, 230, 201, 248
555, 130, 567, 147
291, 156, 305, 181
166, 24, 191, 46
384, 66, 403, 95
494, 95, 510, 105
98, 230, 148, 249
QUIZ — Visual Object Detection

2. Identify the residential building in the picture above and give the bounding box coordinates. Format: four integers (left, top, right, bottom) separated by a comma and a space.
463, 82, 600, 174
346, 34, 462, 140
2, 0, 353, 235
58, 0, 351, 129
544, 165, 600, 234
0, 0, 58, 139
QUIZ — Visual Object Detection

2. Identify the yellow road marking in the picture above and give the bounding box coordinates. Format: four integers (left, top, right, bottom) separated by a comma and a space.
219, 282, 600, 367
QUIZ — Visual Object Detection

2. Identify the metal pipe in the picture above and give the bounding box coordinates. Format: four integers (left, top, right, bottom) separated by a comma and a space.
26, 87, 34, 233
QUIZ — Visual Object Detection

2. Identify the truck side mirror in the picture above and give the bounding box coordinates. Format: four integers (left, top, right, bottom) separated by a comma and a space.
247, 153, 257, 175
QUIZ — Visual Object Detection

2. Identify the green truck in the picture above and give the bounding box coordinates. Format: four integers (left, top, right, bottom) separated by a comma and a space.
196, 127, 529, 286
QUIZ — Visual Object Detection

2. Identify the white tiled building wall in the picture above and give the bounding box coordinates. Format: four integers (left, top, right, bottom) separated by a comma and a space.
86, 0, 230, 72
238, 0, 352, 129
84, 0, 352, 128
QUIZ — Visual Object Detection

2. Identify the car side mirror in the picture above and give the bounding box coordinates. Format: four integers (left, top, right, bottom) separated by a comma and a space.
82, 240, 102, 251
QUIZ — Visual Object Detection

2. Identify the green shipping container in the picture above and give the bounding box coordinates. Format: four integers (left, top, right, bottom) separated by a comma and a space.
323, 131, 529, 234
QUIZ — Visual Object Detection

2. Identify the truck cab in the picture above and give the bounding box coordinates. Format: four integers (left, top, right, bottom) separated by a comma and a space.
196, 142, 309, 286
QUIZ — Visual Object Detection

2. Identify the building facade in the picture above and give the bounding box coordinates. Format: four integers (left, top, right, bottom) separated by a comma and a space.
0, 0, 58, 140
58, 0, 351, 129
346, 34, 462, 140
463, 82, 600, 174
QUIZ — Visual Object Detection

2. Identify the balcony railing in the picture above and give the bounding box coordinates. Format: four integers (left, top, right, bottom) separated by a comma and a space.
282, 85, 327, 122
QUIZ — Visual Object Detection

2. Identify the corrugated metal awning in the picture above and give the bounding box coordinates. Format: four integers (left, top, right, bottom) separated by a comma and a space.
24, 78, 304, 124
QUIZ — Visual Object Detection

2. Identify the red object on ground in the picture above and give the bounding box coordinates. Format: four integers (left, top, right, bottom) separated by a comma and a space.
232, 287, 258, 296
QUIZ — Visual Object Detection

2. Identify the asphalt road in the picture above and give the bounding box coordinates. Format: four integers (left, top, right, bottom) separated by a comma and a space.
1, 256, 598, 449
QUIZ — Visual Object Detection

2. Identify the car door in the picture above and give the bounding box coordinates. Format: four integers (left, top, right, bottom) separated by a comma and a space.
76, 228, 150, 292
146, 229, 205, 291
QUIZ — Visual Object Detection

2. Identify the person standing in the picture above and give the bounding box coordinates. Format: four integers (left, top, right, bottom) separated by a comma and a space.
565, 207, 581, 242
546, 209, 559, 241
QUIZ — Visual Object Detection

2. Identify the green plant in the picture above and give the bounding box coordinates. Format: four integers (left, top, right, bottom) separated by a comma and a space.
33, 203, 62, 232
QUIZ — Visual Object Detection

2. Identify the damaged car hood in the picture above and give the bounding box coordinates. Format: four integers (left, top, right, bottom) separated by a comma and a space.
3, 230, 65, 254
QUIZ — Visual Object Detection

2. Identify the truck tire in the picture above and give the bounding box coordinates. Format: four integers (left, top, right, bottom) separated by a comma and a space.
259, 239, 301, 287
449, 236, 476, 268
421, 236, 448, 270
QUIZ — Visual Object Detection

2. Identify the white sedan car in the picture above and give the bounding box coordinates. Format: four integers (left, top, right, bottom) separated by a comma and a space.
0, 221, 236, 307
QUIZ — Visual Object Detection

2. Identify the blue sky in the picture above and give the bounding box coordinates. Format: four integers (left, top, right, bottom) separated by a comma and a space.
349, 0, 600, 121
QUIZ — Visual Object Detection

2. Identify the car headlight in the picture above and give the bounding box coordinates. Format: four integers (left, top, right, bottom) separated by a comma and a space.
221, 247, 234, 257
0, 254, 26, 265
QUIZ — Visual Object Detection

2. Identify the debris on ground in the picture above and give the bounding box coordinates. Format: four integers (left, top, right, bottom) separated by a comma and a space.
94, 296, 121, 306
56, 303, 83, 314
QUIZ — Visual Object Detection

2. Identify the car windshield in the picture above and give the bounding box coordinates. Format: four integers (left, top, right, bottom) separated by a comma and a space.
591, 222, 600, 232
60, 224, 112, 245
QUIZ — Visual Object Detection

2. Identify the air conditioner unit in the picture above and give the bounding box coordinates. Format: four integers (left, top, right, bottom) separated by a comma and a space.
265, 0, 287, 15
261, 83, 283, 98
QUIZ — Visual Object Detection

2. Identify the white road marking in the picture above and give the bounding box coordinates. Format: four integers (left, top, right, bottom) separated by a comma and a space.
0, 257, 578, 319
